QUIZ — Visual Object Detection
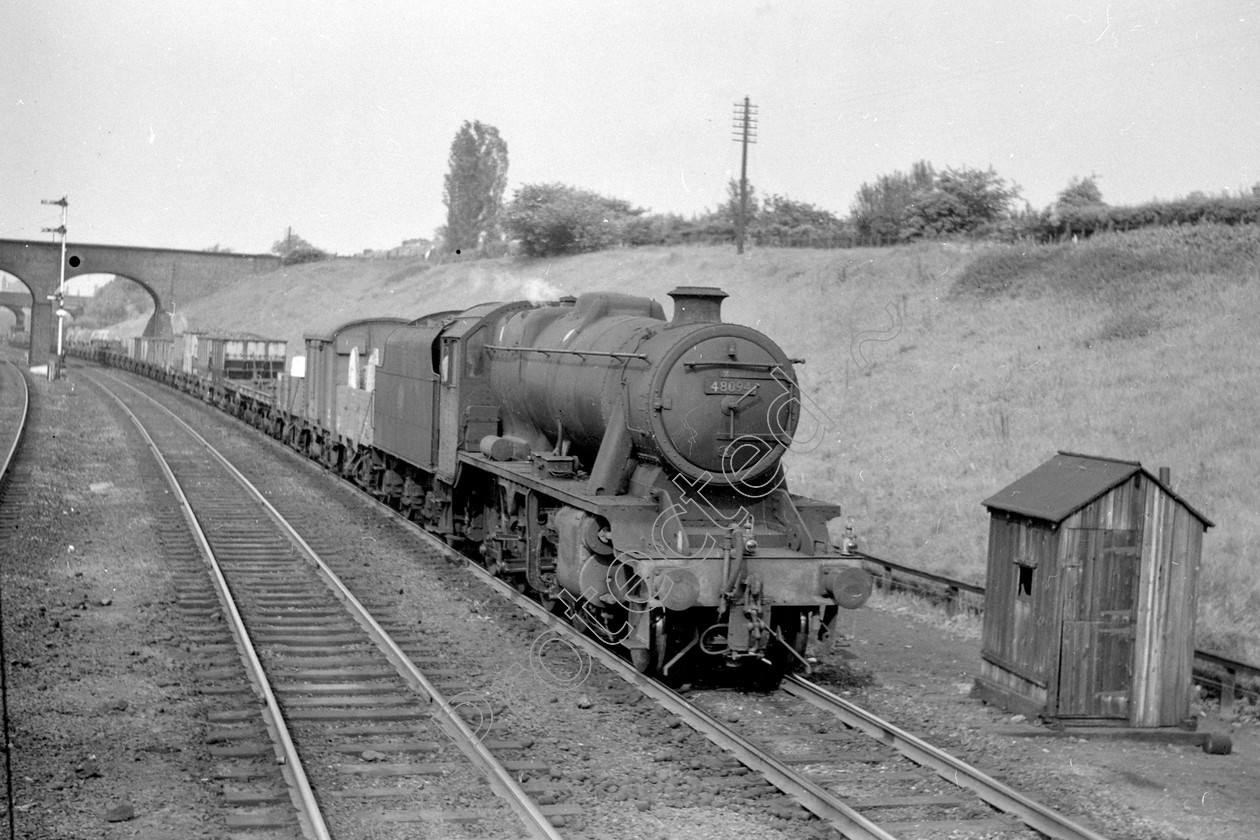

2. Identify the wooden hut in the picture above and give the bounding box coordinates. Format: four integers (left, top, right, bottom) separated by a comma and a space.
974, 452, 1212, 728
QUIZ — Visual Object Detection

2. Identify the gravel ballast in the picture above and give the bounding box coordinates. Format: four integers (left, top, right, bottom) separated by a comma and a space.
2, 363, 1257, 839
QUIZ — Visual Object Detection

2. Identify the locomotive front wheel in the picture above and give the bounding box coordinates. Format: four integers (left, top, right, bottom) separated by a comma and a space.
651, 614, 669, 674
787, 610, 810, 658
630, 615, 668, 675
630, 647, 652, 673
762, 609, 811, 679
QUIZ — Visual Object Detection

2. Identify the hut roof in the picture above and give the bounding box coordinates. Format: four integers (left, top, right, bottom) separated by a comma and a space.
982, 451, 1213, 528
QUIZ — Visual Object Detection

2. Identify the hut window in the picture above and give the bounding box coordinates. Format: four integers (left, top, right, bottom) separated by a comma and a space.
1017, 564, 1034, 599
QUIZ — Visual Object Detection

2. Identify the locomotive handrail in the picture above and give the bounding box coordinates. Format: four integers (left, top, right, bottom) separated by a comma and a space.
852, 548, 1260, 710
683, 358, 807, 371
682, 361, 781, 371
484, 344, 649, 362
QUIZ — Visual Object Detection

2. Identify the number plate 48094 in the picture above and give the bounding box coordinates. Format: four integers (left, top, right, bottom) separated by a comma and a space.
704, 377, 759, 395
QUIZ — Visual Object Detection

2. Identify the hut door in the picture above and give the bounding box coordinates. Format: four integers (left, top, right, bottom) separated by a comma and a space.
1056, 529, 1140, 719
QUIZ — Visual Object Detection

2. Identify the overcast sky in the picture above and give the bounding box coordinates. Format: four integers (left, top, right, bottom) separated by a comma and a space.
2, 1, 1255, 258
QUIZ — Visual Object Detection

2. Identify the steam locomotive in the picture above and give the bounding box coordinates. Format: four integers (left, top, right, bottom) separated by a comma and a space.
88, 286, 872, 680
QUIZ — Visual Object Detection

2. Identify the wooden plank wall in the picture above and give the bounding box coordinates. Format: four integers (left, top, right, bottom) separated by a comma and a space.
1073, 475, 1143, 532
984, 473, 1204, 727
1133, 482, 1202, 726
975, 659, 1048, 718
1049, 480, 1142, 720
981, 515, 1057, 692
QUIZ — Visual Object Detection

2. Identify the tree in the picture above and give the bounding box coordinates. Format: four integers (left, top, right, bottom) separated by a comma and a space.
723, 177, 759, 228
850, 160, 935, 244
443, 120, 509, 253
1046, 176, 1108, 240
902, 189, 972, 237
82, 277, 150, 327
758, 194, 842, 230
1056, 176, 1105, 210
920, 166, 1021, 234
270, 230, 328, 264
852, 162, 1020, 242
503, 183, 644, 257
755, 194, 846, 244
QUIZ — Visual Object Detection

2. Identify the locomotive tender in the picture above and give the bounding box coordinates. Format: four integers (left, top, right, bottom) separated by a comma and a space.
91, 286, 872, 679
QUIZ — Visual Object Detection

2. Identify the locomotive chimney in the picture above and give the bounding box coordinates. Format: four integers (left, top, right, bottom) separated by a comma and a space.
667, 286, 728, 325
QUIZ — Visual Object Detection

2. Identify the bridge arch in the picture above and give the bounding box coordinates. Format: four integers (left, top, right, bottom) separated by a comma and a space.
1, 272, 116, 342
1, 303, 24, 332
82, 272, 170, 338
0, 271, 33, 340
0, 239, 280, 371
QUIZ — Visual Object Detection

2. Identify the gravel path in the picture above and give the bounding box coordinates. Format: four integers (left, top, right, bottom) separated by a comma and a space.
820, 598, 1260, 840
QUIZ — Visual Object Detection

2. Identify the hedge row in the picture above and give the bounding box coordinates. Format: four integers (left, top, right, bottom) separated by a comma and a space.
1041, 197, 1260, 240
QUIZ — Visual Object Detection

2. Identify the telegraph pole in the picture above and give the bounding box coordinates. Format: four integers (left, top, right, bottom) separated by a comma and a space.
731, 96, 758, 254
40, 196, 68, 381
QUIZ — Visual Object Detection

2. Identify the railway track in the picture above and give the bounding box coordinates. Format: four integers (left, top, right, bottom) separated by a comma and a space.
0, 357, 30, 834
88, 369, 564, 839
351, 487, 1114, 840
74, 360, 1120, 838
779, 675, 1111, 838
0, 358, 28, 496
475, 572, 1113, 839
857, 552, 1260, 708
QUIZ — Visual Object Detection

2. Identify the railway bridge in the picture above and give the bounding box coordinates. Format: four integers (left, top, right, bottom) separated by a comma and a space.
0, 292, 93, 330
0, 239, 280, 371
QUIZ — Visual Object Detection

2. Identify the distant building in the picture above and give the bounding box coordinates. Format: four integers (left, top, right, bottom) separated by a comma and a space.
359, 238, 434, 260
387, 238, 433, 259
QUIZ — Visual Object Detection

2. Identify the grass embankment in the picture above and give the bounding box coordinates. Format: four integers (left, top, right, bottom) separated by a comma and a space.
127, 227, 1258, 661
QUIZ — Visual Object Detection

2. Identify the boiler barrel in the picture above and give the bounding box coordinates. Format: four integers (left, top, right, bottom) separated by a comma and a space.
486, 293, 664, 457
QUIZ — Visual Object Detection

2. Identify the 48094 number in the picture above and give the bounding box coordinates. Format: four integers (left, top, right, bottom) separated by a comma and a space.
703, 377, 759, 395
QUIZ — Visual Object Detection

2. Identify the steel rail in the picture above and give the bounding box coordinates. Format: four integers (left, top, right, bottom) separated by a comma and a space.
139, 360, 891, 836
855, 549, 1260, 700
93, 376, 333, 840
0, 360, 28, 493
294, 440, 1118, 840
0, 358, 32, 840
178, 392, 892, 836
784, 674, 1112, 840
104, 373, 565, 840
374, 503, 899, 840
